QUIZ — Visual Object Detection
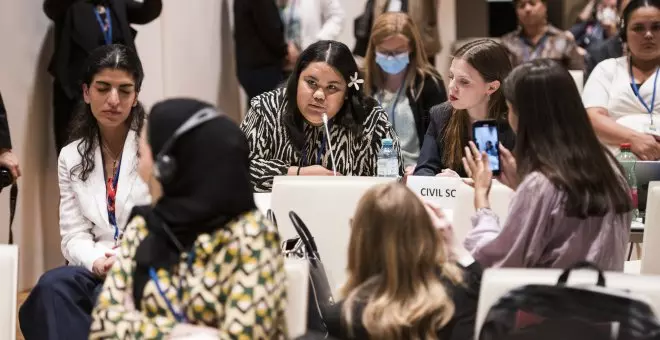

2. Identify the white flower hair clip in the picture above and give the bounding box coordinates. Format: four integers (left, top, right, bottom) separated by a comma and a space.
348, 72, 364, 91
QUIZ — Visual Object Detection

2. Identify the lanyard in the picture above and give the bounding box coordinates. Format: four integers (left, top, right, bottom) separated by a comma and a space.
93, 6, 113, 45
301, 122, 331, 166
149, 250, 196, 323
378, 86, 405, 130
105, 156, 121, 243
629, 58, 659, 123
520, 33, 548, 62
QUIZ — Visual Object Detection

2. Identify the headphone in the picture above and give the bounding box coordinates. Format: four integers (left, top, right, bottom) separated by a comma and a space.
153, 107, 221, 183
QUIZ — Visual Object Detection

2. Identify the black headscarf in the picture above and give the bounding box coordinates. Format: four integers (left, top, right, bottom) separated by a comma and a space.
132, 98, 255, 305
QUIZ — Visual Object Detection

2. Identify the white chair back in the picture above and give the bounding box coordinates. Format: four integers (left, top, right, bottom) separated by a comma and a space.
253, 193, 271, 215
641, 182, 660, 274
569, 70, 584, 94
284, 258, 309, 339
476, 268, 660, 336
452, 181, 514, 252
271, 176, 396, 295
0, 245, 17, 340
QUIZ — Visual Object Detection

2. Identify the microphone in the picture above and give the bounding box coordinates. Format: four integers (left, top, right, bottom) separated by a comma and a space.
322, 113, 338, 176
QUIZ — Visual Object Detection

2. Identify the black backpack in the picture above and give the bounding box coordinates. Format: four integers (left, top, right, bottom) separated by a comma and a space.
479, 262, 660, 340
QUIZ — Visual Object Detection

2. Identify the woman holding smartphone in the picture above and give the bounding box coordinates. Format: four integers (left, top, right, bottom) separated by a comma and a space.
414, 39, 516, 177
463, 59, 632, 270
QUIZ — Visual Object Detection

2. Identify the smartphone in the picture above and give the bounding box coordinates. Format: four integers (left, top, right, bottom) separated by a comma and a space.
472, 120, 501, 175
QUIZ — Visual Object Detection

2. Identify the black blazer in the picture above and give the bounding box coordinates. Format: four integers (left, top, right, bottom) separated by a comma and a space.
407, 73, 448, 148
233, 0, 287, 70
325, 261, 483, 340
0, 93, 11, 150
44, 0, 162, 98
414, 102, 516, 177
585, 36, 623, 80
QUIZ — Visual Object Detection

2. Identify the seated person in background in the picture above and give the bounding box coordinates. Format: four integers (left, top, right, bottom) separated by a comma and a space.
568, 0, 620, 53
19, 44, 151, 340
583, 0, 660, 160
240, 40, 403, 192
325, 182, 481, 340
363, 12, 447, 173
414, 39, 515, 177
585, 0, 631, 79
463, 59, 632, 271
500, 0, 584, 70
90, 99, 287, 339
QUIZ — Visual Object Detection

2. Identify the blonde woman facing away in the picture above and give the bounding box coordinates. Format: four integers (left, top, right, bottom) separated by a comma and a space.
325, 182, 481, 340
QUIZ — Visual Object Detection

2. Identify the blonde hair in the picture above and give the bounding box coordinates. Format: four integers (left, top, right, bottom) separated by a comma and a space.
341, 182, 462, 340
363, 12, 441, 100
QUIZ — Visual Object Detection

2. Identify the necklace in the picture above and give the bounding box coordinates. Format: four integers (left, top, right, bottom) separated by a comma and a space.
102, 142, 123, 177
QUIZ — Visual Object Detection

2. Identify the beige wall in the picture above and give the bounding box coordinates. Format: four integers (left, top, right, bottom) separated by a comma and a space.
0, 0, 457, 290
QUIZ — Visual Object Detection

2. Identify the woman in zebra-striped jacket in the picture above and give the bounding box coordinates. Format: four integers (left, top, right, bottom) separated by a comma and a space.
240, 40, 403, 192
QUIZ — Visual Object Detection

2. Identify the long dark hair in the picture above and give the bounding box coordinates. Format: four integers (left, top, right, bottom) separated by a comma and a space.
440, 39, 512, 172
283, 40, 379, 151
503, 59, 632, 218
68, 44, 146, 181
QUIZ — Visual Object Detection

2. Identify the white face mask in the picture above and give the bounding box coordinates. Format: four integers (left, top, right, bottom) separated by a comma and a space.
597, 7, 618, 24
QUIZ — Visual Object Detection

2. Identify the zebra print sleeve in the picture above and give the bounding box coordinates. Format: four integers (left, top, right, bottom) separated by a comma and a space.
378, 110, 405, 176
240, 104, 290, 192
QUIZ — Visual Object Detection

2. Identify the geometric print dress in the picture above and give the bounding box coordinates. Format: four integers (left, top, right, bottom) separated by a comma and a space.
89, 210, 288, 339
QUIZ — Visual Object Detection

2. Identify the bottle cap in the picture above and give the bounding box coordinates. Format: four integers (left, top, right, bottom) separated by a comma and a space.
620, 143, 632, 150
382, 138, 393, 147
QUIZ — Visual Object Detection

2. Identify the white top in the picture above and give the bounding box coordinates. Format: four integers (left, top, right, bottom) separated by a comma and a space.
583, 57, 660, 120
286, 0, 345, 50
58, 130, 150, 271
387, 0, 403, 12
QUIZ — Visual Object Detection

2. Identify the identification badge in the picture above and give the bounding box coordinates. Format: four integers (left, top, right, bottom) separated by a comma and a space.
643, 121, 660, 137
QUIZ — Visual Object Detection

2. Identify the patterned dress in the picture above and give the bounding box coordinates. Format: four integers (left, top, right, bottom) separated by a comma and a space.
240, 88, 403, 192
89, 210, 287, 339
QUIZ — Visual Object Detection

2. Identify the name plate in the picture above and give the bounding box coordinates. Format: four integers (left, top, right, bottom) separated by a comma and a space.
406, 176, 462, 210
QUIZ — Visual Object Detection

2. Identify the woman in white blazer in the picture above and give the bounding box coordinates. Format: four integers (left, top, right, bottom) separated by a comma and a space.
279, 0, 345, 70
19, 44, 150, 340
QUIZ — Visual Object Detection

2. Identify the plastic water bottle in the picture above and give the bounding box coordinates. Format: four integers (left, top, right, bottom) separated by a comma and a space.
377, 138, 398, 177
616, 143, 640, 221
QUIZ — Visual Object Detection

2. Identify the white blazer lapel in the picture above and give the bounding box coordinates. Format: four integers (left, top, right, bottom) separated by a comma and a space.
85, 143, 110, 229
114, 130, 139, 230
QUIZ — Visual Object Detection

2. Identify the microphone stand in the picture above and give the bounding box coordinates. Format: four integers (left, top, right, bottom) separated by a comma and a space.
322, 113, 338, 176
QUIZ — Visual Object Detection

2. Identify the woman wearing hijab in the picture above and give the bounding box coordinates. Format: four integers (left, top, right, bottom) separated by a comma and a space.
89, 99, 287, 339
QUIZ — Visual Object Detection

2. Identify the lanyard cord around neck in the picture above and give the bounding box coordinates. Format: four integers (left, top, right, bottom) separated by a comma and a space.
93, 6, 113, 45
629, 57, 659, 125
148, 250, 196, 323
301, 123, 330, 167
378, 85, 405, 130
521, 33, 549, 62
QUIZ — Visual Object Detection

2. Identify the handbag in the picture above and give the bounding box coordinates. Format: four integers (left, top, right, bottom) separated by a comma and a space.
479, 262, 660, 340
281, 211, 335, 336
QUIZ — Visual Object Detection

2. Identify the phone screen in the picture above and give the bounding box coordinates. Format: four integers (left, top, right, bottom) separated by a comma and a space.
473, 123, 501, 173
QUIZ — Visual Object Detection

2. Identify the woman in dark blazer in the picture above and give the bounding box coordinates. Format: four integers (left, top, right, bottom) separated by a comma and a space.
414, 39, 516, 177
44, 0, 162, 153
363, 12, 447, 172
